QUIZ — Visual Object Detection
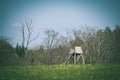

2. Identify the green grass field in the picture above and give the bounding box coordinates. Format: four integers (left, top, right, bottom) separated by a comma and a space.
0, 64, 120, 80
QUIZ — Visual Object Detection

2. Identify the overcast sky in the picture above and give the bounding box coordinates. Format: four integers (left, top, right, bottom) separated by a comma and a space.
0, 0, 120, 48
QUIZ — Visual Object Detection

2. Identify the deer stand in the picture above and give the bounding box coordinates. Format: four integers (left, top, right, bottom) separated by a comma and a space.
64, 46, 84, 64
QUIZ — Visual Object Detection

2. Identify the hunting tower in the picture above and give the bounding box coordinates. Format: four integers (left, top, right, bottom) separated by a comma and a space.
65, 46, 84, 64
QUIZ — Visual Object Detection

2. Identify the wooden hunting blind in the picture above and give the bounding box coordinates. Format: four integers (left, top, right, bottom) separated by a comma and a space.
65, 46, 84, 64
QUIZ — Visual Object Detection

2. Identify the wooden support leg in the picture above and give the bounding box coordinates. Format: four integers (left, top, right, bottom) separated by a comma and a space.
82, 54, 85, 64
74, 53, 77, 64
77, 55, 81, 62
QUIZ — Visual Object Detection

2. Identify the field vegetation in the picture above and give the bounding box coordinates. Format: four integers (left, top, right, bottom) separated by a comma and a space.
0, 64, 120, 80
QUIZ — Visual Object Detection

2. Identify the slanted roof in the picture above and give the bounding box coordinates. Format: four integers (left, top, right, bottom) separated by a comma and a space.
69, 49, 74, 54
69, 46, 83, 54
75, 46, 83, 54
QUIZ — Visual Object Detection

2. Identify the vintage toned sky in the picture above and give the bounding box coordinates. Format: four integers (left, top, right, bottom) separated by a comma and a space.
0, 0, 120, 47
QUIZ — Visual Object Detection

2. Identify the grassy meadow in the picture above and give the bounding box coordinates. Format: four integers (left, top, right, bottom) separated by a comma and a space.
0, 64, 120, 80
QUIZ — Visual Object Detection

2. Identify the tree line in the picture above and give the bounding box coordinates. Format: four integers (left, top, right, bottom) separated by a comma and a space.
0, 19, 120, 66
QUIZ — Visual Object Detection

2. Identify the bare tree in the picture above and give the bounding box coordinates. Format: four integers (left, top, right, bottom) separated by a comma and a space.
43, 29, 58, 64
44, 29, 58, 49
20, 18, 39, 50
66, 26, 98, 64
81, 26, 113, 64
21, 23, 25, 48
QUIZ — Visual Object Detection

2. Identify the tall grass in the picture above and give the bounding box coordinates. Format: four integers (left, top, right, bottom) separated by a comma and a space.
0, 64, 120, 80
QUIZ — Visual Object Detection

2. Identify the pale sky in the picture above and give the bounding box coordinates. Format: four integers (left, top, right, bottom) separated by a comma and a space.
0, 0, 120, 48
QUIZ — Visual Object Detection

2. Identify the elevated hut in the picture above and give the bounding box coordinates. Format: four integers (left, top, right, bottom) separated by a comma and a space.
65, 46, 84, 64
